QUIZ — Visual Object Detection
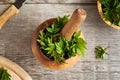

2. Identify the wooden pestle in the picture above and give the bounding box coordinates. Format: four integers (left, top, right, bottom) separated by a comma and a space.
61, 8, 87, 39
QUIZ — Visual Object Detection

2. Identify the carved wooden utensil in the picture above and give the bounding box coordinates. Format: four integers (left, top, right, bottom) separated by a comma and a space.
0, 0, 26, 29
61, 8, 86, 39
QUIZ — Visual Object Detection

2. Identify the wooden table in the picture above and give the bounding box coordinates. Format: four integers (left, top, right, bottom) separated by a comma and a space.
0, 0, 120, 80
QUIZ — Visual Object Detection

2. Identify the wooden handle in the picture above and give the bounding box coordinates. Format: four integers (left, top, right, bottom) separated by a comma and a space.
0, 5, 19, 29
61, 8, 87, 39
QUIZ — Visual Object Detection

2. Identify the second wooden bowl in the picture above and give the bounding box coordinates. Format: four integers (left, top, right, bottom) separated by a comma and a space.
97, 0, 120, 30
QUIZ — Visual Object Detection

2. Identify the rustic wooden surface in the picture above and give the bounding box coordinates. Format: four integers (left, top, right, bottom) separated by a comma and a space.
0, 0, 96, 3
0, 0, 120, 80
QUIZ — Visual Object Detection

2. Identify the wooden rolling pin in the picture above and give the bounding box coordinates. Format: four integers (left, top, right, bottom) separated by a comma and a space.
61, 8, 87, 39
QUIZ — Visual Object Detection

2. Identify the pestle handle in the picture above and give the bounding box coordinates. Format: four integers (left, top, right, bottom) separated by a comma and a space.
61, 8, 87, 39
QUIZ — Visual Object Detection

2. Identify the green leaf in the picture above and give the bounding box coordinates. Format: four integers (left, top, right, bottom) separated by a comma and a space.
74, 31, 81, 38
37, 40, 45, 46
72, 47, 76, 53
116, 3, 120, 8
118, 21, 120, 26
0, 67, 11, 80
55, 41, 64, 54
46, 27, 53, 33
57, 16, 60, 22
39, 31, 45, 41
47, 37, 52, 44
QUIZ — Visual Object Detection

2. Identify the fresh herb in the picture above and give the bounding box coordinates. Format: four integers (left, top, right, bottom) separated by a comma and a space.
95, 45, 108, 59
37, 15, 87, 63
0, 67, 11, 80
100, 0, 120, 26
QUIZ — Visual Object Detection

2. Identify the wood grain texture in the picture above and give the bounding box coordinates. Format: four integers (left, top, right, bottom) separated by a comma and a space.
0, 0, 15, 3
61, 8, 86, 39
26, 0, 96, 4
0, 0, 96, 3
0, 3, 120, 80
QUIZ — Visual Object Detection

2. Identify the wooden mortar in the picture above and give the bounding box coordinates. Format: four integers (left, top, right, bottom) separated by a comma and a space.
32, 8, 87, 70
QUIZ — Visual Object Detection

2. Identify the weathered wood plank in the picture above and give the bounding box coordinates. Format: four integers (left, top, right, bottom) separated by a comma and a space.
26, 0, 96, 4
95, 73, 110, 80
110, 72, 120, 80
0, 0, 96, 4
0, 40, 5, 56
0, 4, 120, 80
0, 0, 15, 3
0, 5, 10, 14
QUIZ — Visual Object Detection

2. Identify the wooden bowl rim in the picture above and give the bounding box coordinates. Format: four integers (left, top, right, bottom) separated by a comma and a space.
97, 0, 120, 30
0, 56, 32, 80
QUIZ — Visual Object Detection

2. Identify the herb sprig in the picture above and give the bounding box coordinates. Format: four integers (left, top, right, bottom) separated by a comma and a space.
37, 15, 87, 63
0, 67, 11, 80
100, 0, 120, 26
95, 45, 108, 59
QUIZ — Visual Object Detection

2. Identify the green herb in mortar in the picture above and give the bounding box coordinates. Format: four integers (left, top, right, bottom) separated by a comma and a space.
100, 0, 120, 26
37, 15, 87, 63
0, 67, 11, 80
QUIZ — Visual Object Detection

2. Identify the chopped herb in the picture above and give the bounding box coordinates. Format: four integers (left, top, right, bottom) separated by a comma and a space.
95, 45, 109, 59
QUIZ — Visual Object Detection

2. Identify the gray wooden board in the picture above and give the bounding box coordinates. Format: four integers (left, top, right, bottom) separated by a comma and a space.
0, 0, 96, 4
0, 4, 120, 80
